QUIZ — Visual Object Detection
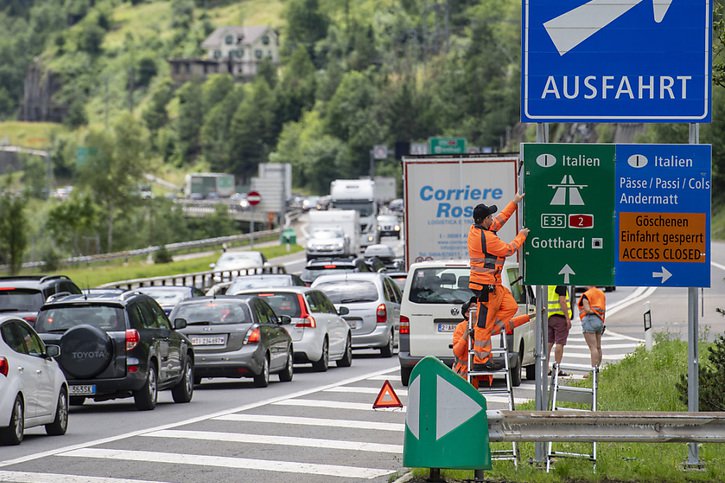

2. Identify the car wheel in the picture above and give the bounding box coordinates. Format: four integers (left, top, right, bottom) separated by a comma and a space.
134, 363, 158, 410
254, 354, 270, 388
510, 352, 522, 387
400, 366, 412, 387
0, 395, 24, 445
45, 388, 68, 436
172, 356, 194, 403
312, 338, 329, 372
278, 349, 294, 382
380, 330, 394, 358
336, 334, 353, 368
69, 396, 85, 406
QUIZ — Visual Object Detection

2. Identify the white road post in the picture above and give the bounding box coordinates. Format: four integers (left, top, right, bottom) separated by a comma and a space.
643, 301, 653, 351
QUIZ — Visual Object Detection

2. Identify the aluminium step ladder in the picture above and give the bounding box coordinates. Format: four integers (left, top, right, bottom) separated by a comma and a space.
546, 363, 599, 472
466, 305, 519, 467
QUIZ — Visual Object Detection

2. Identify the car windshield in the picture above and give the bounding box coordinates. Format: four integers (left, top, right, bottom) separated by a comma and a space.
253, 292, 302, 317
409, 267, 473, 304
315, 281, 378, 304
0, 288, 45, 312
136, 288, 187, 306
310, 230, 342, 240
377, 216, 397, 224
35, 305, 126, 332
174, 301, 251, 325
217, 252, 260, 265
301, 267, 355, 283
228, 276, 291, 293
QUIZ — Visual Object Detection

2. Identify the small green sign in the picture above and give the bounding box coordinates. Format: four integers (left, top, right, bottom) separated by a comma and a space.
523, 143, 615, 286
403, 356, 491, 470
429, 137, 467, 155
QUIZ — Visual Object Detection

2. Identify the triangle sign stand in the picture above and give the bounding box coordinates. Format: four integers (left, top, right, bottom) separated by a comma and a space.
373, 380, 403, 409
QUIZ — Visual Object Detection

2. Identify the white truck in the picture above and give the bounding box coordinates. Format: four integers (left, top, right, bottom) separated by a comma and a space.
401, 155, 520, 269
305, 209, 360, 259
330, 179, 378, 249
373, 176, 397, 205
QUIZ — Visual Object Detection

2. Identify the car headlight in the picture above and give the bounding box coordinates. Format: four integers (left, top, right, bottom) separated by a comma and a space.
394, 225, 400, 231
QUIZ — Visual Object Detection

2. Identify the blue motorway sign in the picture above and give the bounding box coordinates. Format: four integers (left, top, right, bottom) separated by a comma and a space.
522, 0, 712, 122
615, 144, 711, 287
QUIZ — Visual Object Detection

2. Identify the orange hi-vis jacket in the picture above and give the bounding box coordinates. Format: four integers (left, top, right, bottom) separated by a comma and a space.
578, 287, 606, 322
468, 201, 527, 289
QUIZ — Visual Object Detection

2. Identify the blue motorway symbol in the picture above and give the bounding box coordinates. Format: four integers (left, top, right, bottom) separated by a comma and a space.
522, 0, 712, 122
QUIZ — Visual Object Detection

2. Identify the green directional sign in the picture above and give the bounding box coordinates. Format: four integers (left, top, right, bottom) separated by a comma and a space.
523, 143, 615, 286
429, 137, 467, 155
403, 356, 491, 470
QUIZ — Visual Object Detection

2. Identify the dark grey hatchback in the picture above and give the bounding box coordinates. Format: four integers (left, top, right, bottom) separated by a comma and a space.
34, 293, 194, 411
170, 296, 294, 388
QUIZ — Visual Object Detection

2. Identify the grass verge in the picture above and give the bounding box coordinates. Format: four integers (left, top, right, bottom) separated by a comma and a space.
37, 244, 302, 288
411, 334, 725, 482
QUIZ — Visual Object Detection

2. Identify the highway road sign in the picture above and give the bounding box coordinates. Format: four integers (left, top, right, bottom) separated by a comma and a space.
615, 144, 711, 287
247, 190, 262, 206
403, 356, 491, 470
522, 0, 712, 122
524, 143, 712, 288
429, 137, 467, 155
523, 144, 616, 286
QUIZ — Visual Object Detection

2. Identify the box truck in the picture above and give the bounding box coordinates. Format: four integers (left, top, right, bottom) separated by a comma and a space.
306, 209, 361, 259
330, 179, 378, 248
401, 155, 520, 269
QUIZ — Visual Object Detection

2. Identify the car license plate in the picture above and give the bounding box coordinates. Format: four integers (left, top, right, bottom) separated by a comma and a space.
191, 335, 227, 346
437, 323, 457, 332
70, 384, 96, 396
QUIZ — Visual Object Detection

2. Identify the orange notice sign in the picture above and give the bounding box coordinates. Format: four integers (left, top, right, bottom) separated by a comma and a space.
373, 380, 403, 409
619, 212, 706, 263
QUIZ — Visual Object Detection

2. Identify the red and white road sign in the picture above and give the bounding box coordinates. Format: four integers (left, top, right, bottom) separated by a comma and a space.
247, 191, 262, 206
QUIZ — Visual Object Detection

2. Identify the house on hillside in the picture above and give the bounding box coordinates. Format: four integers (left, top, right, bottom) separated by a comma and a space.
169, 26, 280, 83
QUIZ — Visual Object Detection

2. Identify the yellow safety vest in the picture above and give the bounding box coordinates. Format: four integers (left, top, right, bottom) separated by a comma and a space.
548, 286, 567, 317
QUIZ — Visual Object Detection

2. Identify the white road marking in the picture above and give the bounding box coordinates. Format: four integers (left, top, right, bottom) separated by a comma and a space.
143, 429, 403, 454
712, 261, 725, 271
564, 352, 629, 361
564, 343, 641, 350
274, 399, 406, 412
59, 448, 392, 480
214, 413, 405, 431
366, 375, 397, 381
0, 471, 164, 483
0, 366, 398, 468
324, 387, 408, 396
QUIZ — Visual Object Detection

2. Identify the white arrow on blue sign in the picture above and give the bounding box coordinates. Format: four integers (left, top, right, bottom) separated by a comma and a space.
522, 0, 712, 122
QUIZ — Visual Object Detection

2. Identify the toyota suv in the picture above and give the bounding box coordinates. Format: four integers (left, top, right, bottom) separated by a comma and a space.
398, 260, 535, 386
0, 276, 82, 326
33, 292, 194, 410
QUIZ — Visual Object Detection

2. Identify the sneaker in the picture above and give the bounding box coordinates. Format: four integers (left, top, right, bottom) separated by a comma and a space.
473, 360, 505, 372
558, 371, 570, 377
547, 369, 552, 376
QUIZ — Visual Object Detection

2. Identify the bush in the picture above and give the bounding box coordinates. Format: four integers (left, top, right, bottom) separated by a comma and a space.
153, 245, 173, 264
676, 335, 725, 411
42, 248, 62, 272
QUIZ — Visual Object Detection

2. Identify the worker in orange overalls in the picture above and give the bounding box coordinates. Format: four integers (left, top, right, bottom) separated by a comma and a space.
453, 297, 534, 386
468, 194, 529, 371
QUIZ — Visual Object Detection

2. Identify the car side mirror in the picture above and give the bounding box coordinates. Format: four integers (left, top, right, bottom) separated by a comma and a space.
338, 306, 350, 316
45, 344, 61, 358
173, 318, 187, 330
278, 315, 292, 325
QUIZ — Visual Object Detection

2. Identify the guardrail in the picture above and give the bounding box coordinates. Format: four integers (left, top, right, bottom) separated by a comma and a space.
487, 410, 725, 443
100, 265, 288, 290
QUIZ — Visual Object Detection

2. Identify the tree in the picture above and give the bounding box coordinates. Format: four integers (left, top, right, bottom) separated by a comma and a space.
275, 45, 317, 126
143, 78, 175, 134
0, 185, 27, 274
175, 82, 204, 161
202, 74, 235, 109
78, 114, 149, 252
283, 0, 330, 65
201, 87, 244, 170
45, 193, 99, 256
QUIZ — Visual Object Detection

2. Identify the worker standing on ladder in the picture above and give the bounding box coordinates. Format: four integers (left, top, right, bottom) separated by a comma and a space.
467, 194, 529, 371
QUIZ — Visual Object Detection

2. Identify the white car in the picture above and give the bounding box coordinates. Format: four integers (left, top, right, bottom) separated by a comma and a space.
210, 251, 269, 282
0, 316, 68, 445
234, 287, 352, 371
312, 273, 401, 357
305, 228, 350, 260
397, 260, 535, 386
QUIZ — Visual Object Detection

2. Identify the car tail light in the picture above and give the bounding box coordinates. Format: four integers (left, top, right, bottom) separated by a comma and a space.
400, 315, 410, 335
22, 315, 37, 325
324, 265, 337, 269
125, 329, 140, 351
244, 326, 261, 344
0, 287, 15, 291
0, 356, 8, 377
376, 304, 387, 323
295, 294, 316, 328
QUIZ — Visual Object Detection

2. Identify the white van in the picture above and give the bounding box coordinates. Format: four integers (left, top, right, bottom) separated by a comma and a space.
398, 260, 535, 386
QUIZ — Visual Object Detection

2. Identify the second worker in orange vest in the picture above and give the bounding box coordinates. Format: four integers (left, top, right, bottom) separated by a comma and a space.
468, 193, 529, 370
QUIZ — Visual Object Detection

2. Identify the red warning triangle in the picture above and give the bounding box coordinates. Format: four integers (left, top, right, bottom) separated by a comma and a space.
372, 379, 403, 409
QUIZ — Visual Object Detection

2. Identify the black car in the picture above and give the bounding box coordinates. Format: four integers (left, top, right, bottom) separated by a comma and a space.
170, 296, 293, 387
226, 274, 306, 294
300, 258, 372, 285
0, 276, 82, 326
34, 292, 194, 411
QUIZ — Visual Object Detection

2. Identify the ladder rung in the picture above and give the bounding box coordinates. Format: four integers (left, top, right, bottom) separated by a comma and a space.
468, 370, 508, 376
479, 389, 513, 395
549, 451, 595, 460
555, 385, 592, 393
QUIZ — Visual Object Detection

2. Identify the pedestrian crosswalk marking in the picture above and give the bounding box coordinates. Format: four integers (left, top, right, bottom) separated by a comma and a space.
214, 414, 405, 432
565, 343, 640, 350
274, 399, 406, 411
0, 471, 165, 483
143, 429, 403, 454
59, 448, 393, 480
